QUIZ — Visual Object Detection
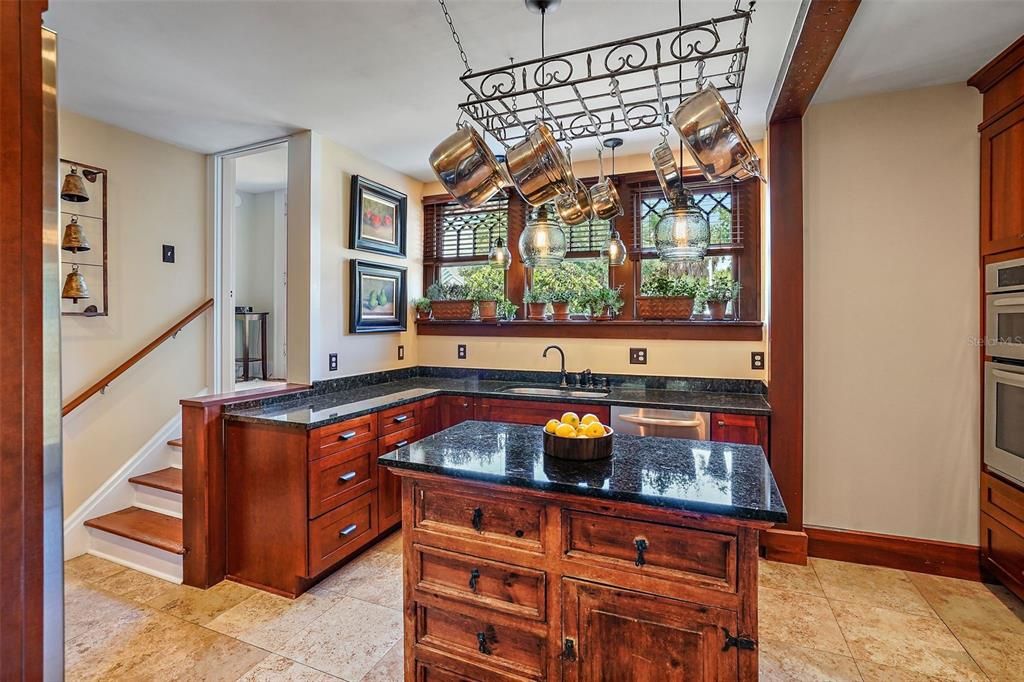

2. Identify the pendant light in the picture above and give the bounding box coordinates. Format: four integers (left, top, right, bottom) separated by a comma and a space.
61, 264, 90, 303
488, 237, 512, 270
519, 204, 566, 268
600, 137, 627, 266
654, 190, 710, 262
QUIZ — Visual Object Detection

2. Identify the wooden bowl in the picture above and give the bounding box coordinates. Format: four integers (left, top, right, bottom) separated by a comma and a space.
543, 426, 614, 461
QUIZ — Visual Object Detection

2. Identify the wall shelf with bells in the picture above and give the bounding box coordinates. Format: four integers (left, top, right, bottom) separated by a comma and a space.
59, 158, 108, 317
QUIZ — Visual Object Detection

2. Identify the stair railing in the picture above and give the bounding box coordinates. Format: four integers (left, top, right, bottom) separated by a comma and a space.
62, 298, 214, 416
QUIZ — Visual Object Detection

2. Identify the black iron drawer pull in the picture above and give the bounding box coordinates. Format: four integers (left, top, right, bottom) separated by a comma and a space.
338, 523, 358, 537
394, 440, 409, 448
722, 628, 756, 651
337, 471, 357, 484
476, 631, 491, 655
562, 638, 577, 662
634, 537, 648, 567
337, 431, 357, 441
471, 507, 484, 532
468, 568, 480, 592
393, 414, 410, 423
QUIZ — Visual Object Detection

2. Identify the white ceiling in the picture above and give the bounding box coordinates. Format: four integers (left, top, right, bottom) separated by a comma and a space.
44, 0, 802, 182
235, 144, 288, 194
814, 0, 1024, 105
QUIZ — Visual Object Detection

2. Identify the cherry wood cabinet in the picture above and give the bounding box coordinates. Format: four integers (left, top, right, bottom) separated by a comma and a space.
981, 471, 1024, 597
710, 412, 769, 457
474, 398, 610, 427
440, 395, 475, 429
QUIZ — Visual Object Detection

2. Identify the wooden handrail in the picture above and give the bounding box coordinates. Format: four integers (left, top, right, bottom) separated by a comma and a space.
62, 298, 214, 416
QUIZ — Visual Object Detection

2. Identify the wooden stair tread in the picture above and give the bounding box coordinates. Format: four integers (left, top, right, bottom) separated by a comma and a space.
84, 507, 184, 555
129, 467, 182, 494
167, 438, 183, 448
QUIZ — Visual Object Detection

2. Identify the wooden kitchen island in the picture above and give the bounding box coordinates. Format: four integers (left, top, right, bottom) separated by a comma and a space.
381, 421, 786, 681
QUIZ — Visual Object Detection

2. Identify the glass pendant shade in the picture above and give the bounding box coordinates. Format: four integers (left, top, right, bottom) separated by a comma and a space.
602, 229, 627, 266
654, 192, 710, 262
488, 237, 512, 270
519, 204, 566, 268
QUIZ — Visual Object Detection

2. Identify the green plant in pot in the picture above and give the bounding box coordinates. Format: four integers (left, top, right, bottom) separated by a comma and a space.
704, 270, 741, 320
588, 286, 624, 321
497, 298, 519, 321
426, 282, 474, 321
546, 286, 572, 321
638, 263, 702, 320
523, 288, 551, 321
412, 296, 432, 321
468, 281, 499, 321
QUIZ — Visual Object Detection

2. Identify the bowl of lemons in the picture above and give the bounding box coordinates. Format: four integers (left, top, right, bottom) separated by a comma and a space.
542, 411, 614, 461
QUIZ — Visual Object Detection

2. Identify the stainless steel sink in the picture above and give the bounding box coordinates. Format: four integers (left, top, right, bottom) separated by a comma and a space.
501, 386, 609, 398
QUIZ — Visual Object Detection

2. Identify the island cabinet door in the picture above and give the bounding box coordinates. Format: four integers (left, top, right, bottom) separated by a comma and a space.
710, 413, 769, 457
560, 579, 739, 682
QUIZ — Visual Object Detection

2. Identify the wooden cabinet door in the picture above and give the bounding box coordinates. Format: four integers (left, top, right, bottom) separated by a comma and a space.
378, 424, 418, 530
474, 399, 610, 427
710, 413, 768, 456
561, 579, 739, 682
982, 105, 1024, 255
440, 396, 475, 429
421, 397, 440, 438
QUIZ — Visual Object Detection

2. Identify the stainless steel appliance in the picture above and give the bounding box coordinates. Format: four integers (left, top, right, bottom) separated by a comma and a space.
986, 257, 1024, 361
611, 406, 709, 440
985, 361, 1024, 487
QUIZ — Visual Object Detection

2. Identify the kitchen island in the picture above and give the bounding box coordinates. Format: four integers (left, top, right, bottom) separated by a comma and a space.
381, 420, 786, 681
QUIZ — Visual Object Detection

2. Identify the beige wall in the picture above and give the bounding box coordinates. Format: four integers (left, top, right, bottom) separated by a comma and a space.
60, 110, 208, 515
314, 135, 425, 380
802, 83, 981, 545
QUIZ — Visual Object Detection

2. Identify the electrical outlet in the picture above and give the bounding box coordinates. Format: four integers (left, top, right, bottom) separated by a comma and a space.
328, 353, 338, 371
457, 344, 467, 360
751, 351, 765, 371
629, 347, 647, 365
398, 345, 405, 361
162, 244, 175, 263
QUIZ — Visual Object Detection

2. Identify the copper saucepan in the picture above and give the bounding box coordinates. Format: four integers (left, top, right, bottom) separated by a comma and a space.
671, 84, 764, 184
429, 125, 508, 209
506, 123, 576, 206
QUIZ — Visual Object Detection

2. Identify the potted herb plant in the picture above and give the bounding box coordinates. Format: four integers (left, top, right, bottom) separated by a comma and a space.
588, 286, 624, 321
549, 287, 572, 321
426, 282, 474, 321
523, 288, 550, 321
637, 264, 702, 320
412, 296, 432, 321
497, 299, 519, 321
468, 282, 499, 321
704, 270, 741, 320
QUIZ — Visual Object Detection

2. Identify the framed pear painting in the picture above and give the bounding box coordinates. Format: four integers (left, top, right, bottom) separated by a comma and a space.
349, 259, 407, 333
349, 175, 407, 257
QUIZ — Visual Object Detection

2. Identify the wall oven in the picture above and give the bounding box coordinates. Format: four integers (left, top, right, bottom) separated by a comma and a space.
986, 257, 1024, 361
985, 361, 1024, 487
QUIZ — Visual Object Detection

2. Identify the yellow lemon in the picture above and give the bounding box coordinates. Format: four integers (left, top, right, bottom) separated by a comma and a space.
576, 433, 589, 439
554, 423, 577, 438
580, 413, 600, 426
584, 421, 606, 438
544, 419, 560, 434
560, 412, 580, 429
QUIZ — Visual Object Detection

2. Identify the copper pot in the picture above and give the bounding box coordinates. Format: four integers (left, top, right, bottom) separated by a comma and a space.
429, 125, 508, 209
506, 123, 575, 206
651, 141, 683, 200
555, 181, 594, 225
589, 178, 622, 220
671, 85, 763, 183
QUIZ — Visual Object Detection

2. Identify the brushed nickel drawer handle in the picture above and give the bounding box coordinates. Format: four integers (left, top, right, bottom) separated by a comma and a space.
337, 471, 357, 483
338, 523, 358, 537
394, 440, 409, 448
337, 431, 358, 441
393, 414, 410, 423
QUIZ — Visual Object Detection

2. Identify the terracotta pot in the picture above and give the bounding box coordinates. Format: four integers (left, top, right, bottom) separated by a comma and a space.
551, 301, 571, 321
477, 299, 498, 320
416, 309, 431, 321
527, 302, 548, 320
430, 300, 474, 320
592, 305, 615, 321
708, 301, 728, 321
636, 296, 695, 320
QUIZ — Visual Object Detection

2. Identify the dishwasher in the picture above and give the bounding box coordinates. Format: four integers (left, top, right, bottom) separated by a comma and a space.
611, 406, 710, 440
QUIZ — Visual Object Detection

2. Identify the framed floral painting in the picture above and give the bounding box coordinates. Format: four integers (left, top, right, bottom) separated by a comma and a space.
349, 175, 407, 257
349, 259, 407, 333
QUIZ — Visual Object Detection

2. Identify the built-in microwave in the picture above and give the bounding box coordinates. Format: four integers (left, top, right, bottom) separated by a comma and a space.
985, 257, 1024, 361
985, 361, 1024, 487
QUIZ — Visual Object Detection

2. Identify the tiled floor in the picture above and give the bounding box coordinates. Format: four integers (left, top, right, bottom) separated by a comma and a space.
65, 533, 1024, 681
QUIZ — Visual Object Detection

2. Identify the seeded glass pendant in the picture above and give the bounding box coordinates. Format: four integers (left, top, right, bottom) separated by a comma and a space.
602, 229, 627, 266
488, 237, 512, 270
654, 191, 710, 262
519, 204, 566, 268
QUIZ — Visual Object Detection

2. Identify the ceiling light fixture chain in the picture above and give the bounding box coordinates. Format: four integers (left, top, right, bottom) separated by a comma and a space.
437, 0, 472, 75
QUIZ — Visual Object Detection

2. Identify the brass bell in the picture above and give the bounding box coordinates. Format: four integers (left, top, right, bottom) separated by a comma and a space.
60, 216, 90, 253
61, 166, 90, 202
61, 264, 90, 303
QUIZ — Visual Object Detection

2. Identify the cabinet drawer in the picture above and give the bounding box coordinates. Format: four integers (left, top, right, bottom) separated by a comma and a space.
982, 471, 1024, 537
308, 440, 378, 518
982, 511, 1024, 590
381, 423, 418, 453
313, 414, 377, 459
380, 402, 421, 435
416, 603, 546, 680
415, 657, 532, 682
563, 510, 737, 593
308, 491, 378, 577
415, 483, 545, 554
414, 544, 546, 621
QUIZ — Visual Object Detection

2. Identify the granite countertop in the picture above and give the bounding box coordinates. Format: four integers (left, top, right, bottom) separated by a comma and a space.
223, 377, 771, 430
380, 421, 787, 523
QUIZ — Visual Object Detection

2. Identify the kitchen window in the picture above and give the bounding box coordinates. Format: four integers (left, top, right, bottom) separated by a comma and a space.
424, 193, 508, 298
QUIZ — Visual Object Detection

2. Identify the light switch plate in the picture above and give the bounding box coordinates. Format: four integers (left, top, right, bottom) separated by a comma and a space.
457, 344, 467, 360
629, 347, 647, 365
751, 351, 765, 371
328, 353, 338, 371
162, 244, 175, 263
398, 345, 405, 361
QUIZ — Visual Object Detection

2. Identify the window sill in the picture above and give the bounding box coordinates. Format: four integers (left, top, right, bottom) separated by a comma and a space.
415, 319, 764, 341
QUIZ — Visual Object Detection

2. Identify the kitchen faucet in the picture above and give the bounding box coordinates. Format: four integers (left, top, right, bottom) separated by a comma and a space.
542, 345, 568, 387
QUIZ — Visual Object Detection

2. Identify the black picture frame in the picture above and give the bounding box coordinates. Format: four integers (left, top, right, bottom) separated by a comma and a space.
349, 259, 407, 334
349, 175, 407, 257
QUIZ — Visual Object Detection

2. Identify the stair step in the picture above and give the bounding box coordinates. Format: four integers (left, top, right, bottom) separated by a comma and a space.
84, 507, 184, 555
129, 467, 183, 494
167, 438, 183, 448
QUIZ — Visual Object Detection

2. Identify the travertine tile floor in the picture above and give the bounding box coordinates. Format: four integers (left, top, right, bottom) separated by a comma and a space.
65, 530, 1024, 681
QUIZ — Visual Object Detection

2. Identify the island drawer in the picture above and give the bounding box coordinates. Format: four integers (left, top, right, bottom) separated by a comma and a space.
308, 440, 378, 518
414, 654, 535, 682
308, 491, 378, 576
562, 510, 737, 593
413, 544, 546, 621
313, 414, 377, 459
414, 483, 545, 554
415, 603, 546, 680
380, 402, 421, 435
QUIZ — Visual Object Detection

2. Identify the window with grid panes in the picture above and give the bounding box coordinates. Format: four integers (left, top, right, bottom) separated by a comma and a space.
530, 211, 611, 314
424, 194, 508, 300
